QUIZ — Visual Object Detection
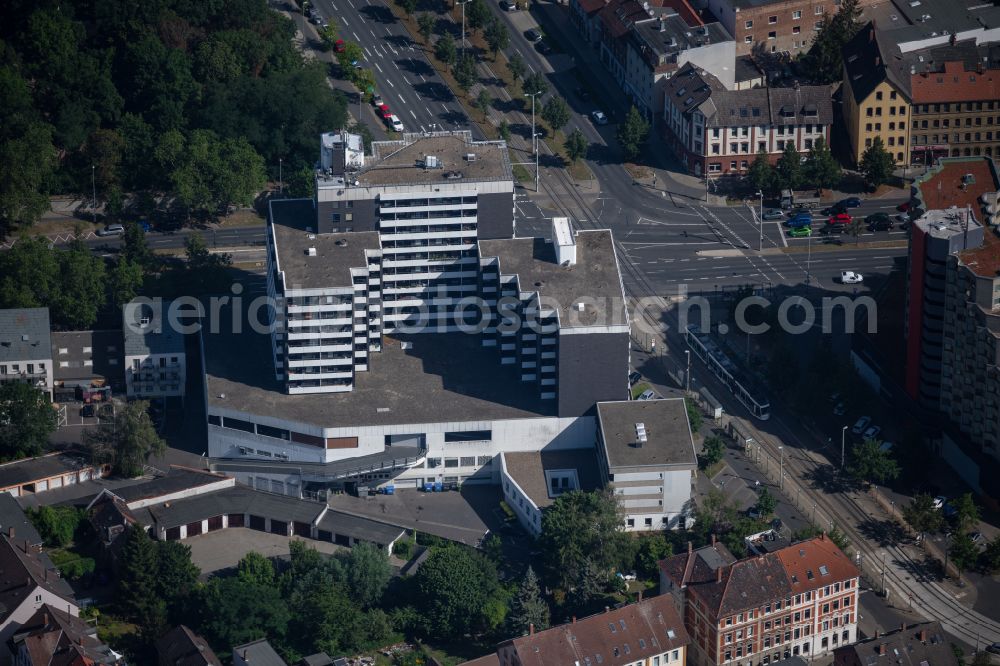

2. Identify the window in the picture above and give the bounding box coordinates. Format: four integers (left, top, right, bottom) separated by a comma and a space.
644, 517, 653, 526
792, 9, 801, 18
768, 31, 776, 39
745, 19, 753, 28
745, 35, 753, 42
708, 163, 721, 173
769, 15, 777, 23
444, 458, 459, 468
815, 5, 823, 12
627, 518, 635, 527
793, 25, 800, 33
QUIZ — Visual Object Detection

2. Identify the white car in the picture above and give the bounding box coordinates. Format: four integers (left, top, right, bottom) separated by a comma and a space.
841, 271, 864, 284
637, 389, 658, 401
96, 224, 125, 237
851, 416, 871, 435
863, 425, 882, 440
389, 114, 404, 132
932, 495, 947, 509
591, 110, 608, 125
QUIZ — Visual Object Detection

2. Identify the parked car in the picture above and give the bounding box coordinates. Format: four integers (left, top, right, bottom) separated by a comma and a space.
748, 506, 763, 519
851, 416, 871, 435
820, 223, 845, 235
840, 271, 864, 284
637, 389, 658, 401
377, 103, 391, 119
500, 0, 519, 9
628, 371, 641, 386
866, 213, 894, 231
524, 28, 542, 42
389, 115, 404, 132
762, 209, 784, 220
840, 197, 862, 208
985, 643, 1000, 656
970, 531, 985, 544
371, 94, 384, 106
334, 39, 346, 52
825, 202, 848, 216
591, 110, 608, 125
862, 424, 882, 440
829, 212, 852, 225
897, 201, 911, 212
536, 40, 552, 55
96, 224, 125, 236
786, 212, 812, 227
932, 495, 947, 509
788, 226, 812, 237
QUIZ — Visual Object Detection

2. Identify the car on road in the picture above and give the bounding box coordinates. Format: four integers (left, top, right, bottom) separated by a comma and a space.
840, 271, 864, 284
637, 389, 658, 401
828, 212, 852, 226
932, 495, 947, 509
820, 223, 844, 235
377, 103, 391, 119
825, 202, 848, 216
371, 94, 383, 106
389, 114, 404, 132
839, 197, 862, 208
591, 110, 608, 125
334, 39, 346, 52
851, 416, 871, 435
897, 201, 911, 212
866, 213, 894, 231
787, 226, 812, 237
862, 424, 881, 440
629, 371, 641, 386
525, 29, 542, 42
96, 224, 125, 237
500, 0, 519, 9
762, 209, 785, 220
786, 212, 812, 227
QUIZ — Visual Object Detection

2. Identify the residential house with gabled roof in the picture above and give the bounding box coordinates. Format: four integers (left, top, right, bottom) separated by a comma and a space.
156, 624, 222, 666
8, 603, 123, 665
832, 622, 957, 666
465, 595, 690, 666
0, 533, 78, 654
660, 535, 859, 666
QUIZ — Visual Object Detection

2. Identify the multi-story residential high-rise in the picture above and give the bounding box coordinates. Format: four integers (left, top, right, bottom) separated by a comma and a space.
660, 535, 860, 666
203, 131, 632, 498
903, 156, 1000, 496
0, 308, 52, 398
662, 63, 831, 177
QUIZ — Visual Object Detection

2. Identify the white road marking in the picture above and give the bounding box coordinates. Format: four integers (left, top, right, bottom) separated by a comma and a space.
353, 32, 360, 41
371, 29, 377, 37
363, 46, 372, 57
410, 110, 417, 119
387, 78, 394, 87
375, 62, 383, 72
342, 16, 348, 25
331, 2, 339, 9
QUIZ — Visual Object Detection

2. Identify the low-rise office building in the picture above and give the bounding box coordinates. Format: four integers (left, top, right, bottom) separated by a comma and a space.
596, 398, 698, 531
499, 448, 602, 536
661, 535, 860, 666
662, 63, 831, 177
0, 309, 52, 398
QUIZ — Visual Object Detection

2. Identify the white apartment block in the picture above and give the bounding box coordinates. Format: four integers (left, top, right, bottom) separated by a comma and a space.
122, 300, 186, 399
0, 309, 53, 398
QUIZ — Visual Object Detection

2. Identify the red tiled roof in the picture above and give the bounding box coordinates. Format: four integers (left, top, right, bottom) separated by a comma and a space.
916, 159, 999, 213
910, 61, 1000, 104
578, 0, 608, 14
774, 535, 860, 595
599, 0, 663, 40
959, 229, 1000, 280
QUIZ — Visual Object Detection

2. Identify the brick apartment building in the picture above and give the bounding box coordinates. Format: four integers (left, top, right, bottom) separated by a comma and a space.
660, 535, 860, 666
662, 63, 831, 177
699, 0, 830, 56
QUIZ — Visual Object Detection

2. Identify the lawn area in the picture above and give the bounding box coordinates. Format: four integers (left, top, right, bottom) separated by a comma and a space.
631, 382, 651, 399
512, 164, 533, 184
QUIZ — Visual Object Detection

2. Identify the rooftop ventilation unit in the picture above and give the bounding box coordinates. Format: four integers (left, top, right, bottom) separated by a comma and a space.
635, 422, 648, 446
425, 155, 440, 168
306, 247, 317, 256
465, 153, 477, 161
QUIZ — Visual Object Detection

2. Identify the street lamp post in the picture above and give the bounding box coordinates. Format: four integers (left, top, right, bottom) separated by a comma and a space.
91, 165, 97, 224
685, 349, 691, 394
524, 91, 541, 154
806, 227, 813, 284
533, 132, 541, 193
456, 0, 471, 54
841, 425, 848, 469
756, 190, 764, 251
279, 157, 283, 195
778, 445, 784, 489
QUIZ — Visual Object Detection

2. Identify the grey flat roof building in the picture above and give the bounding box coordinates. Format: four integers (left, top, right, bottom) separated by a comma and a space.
0, 308, 51, 363
51, 330, 124, 385
502, 449, 603, 509
316, 509, 407, 546
480, 231, 627, 329
365, 132, 512, 186
0, 453, 96, 491
270, 199, 380, 290
110, 467, 228, 505
596, 399, 697, 470
204, 299, 553, 428
123, 300, 185, 357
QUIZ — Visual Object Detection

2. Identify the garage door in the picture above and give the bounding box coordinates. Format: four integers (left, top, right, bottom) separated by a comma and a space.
80, 469, 91, 482
165, 526, 181, 540
228, 513, 245, 528
63, 474, 76, 486
317, 530, 332, 542
186, 521, 203, 537
207, 516, 223, 531
269, 520, 288, 536
293, 521, 311, 537
248, 515, 266, 531
334, 532, 351, 547
49, 477, 62, 490
35, 480, 48, 492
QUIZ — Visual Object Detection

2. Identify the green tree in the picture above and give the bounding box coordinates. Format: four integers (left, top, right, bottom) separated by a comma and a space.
84, 400, 166, 477
117, 526, 167, 635
184, 232, 233, 294
414, 544, 507, 639
775, 142, 803, 190
110, 258, 144, 310
902, 494, 944, 541
319, 22, 340, 50
398, 0, 418, 15
28, 506, 84, 548
949, 532, 979, 571
847, 215, 865, 245
542, 96, 571, 132
848, 438, 900, 486
194, 578, 291, 650
157, 540, 200, 620
982, 537, 1000, 574
617, 106, 650, 162
756, 487, 777, 517
344, 542, 391, 608
499, 119, 512, 142
568, 557, 606, 611
951, 493, 980, 534
860, 136, 895, 189
699, 436, 725, 469
828, 525, 850, 553
0, 382, 57, 461
435, 33, 457, 66
476, 89, 493, 118
467, 0, 491, 33
635, 534, 672, 578
53, 238, 106, 330
804, 138, 841, 191
799, 0, 863, 84
485, 19, 510, 59
685, 397, 703, 433
747, 150, 776, 194
453, 53, 478, 91
122, 221, 152, 268
565, 129, 589, 163
539, 488, 629, 589
418, 13, 436, 43
0, 236, 59, 310
508, 52, 526, 82
506, 565, 550, 637
522, 71, 548, 98
237, 551, 276, 587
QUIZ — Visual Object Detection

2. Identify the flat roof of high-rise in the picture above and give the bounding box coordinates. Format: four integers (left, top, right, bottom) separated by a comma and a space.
203, 301, 554, 428
596, 398, 698, 470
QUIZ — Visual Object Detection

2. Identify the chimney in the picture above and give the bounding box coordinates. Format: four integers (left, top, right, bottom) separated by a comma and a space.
869, 26, 874, 42
716, 567, 723, 583
878, 644, 886, 656
901, 622, 906, 632
605, 606, 611, 613
711, 534, 717, 547
919, 629, 928, 642
875, 56, 880, 67
43, 612, 49, 626
572, 616, 577, 624
820, 531, 826, 541
638, 589, 644, 602
6, 527, 13, 539
530, 623, 535, 635
688, 541, 693, 554
875, 630, 880, 639
23, 539, 28, 553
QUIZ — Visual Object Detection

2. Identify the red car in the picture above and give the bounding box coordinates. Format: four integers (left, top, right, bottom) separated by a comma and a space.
334, 39, 346, 53
377, 104, 391, 119
897, 201, 911, 212
828, 212, 852, 225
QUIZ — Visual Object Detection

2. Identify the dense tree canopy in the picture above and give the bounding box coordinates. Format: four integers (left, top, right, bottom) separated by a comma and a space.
0, 382, 58, 460
0, 0, 349, 230
413, 544, 508, 639
85, 400, 166, 477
